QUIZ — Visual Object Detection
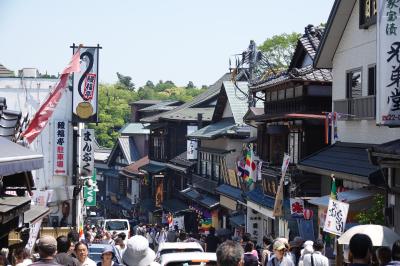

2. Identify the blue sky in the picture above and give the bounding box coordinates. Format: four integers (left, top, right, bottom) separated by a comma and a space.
0, 0, 334, 87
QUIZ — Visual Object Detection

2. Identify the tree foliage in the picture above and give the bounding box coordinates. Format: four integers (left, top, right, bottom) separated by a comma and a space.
116, 72, 135, 91
356, 194, 385, 225
258, 32, 301, 71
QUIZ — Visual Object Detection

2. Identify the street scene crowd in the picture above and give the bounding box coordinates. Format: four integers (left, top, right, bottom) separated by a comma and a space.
1, 223, 400, 266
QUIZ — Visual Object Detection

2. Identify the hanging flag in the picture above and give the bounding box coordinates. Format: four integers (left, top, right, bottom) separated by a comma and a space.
79, 219, 85, 241
22, 49, 81, 143
273, 154, 290, 217
330, 174, 337, 200
243, 143, 256, 185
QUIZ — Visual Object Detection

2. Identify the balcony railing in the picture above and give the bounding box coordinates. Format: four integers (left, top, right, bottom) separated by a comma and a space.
333, 95, 375, 119
265, 97, 331, 116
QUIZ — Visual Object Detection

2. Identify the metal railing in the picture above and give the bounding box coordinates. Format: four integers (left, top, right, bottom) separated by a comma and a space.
333, 95, 376, 119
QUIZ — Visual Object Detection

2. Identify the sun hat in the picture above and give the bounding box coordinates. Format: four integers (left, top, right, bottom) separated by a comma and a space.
101, 245, 115, 259
122, 235, 155, 266
273, 240, 286, 251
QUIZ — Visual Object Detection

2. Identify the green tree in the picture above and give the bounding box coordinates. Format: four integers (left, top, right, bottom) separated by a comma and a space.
258, 32, 300, 71
186, 81, 195, 89
116, 72, 135, 91
356, 194, 385, 225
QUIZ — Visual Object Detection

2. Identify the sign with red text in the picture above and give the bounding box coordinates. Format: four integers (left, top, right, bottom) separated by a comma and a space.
54, 120, 68, 176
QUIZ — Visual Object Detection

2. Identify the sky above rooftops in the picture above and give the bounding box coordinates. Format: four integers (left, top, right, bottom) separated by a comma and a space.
0, 0, 334, 87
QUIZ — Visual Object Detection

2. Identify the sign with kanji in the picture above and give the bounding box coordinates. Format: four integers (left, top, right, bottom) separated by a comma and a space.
377, 0, 400, 126
80, 129, 94, 176
290, 198, 304, 217
72, 45, 100, 122
187, 125, 198, 160
84, 170, 96, 206
323, 199, 349, 236
53, 120, 68, 176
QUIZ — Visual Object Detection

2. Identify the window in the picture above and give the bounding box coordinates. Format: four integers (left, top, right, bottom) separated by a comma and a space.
295, 86, 303, 97
368, 65, 376, 96
346, 69, 362, 98
271, 90, 278, 101
360, 0, 377, 29
286, 87, 294, 99
266, 91, 271, 102
198, 151, 223, 181
278, 89, 285, 100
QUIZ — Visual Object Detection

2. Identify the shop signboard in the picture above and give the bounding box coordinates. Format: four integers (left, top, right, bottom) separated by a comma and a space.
80, 129, 94, 176
323, 199, 349, 236
187, 125, 198, 159
53, 120, 68, 176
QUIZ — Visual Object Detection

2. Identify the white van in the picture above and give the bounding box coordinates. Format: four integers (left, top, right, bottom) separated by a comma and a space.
103, 219, 130, 238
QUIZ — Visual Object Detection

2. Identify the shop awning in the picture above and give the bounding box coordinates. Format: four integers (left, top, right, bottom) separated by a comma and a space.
216, 184, 245, 203
162, 198, 189, 214
308, 188, 378, 210
180, 187, 219, 209
139, 163, 166, 174
246, 187, 275, 209
0, 197, 31, 224
0, 137, 44, 176
229, 213, 245, 227
24, 205, 50, 224
297, 142, 384, 185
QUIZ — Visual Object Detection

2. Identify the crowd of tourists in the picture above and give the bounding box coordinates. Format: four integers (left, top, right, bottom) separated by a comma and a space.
1, 224, 400, 266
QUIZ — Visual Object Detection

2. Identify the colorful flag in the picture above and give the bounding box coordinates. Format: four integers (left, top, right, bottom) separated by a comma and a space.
330, 174, 337, 200
243, 143, 256, 185
79, 220, 85, 241
22, 50, 81, 143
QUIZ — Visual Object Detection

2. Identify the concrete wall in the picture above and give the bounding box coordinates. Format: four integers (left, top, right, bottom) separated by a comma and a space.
332, 0, 400, 144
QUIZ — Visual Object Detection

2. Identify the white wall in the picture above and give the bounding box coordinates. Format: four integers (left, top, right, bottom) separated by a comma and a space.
332, 0, 400, 144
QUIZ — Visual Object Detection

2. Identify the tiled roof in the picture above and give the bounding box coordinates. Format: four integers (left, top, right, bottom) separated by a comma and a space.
138, 100, 182, 112
0, 108, 22, 141
298, 24, 324, 60
108, 136, 140, 165
180, 187, 219, 209
141, 73, 231, 123
188, 118, 235, 140
250, 65, 332, 92
119, 123, 150, 135
130, 99, 162, 105
216, 184, 245, 202
246, 187, 275, 209
0, 64, 14, 77
169, 151, 197, 168
222, 81, 249, 124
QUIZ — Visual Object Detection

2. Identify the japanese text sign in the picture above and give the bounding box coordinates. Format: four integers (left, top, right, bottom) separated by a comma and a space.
53, 120, 68, 176
84, 169, 96, 206
377, 0, 400, 125
72, 46, 99, 122
80, 129, 94, 177
290, 198, 304, 217
187, 125, 198, 160
323, 199, 349, 236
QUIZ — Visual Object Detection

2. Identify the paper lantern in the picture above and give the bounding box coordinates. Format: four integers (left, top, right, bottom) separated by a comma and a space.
303, 209, 313, 220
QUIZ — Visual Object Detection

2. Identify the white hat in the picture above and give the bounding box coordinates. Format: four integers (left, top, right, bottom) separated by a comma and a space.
122, 235, 155, 266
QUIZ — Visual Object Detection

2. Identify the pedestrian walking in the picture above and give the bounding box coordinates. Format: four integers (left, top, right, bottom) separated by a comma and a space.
28, 236, 60, 266
376, 247, 391, 266
348, 234, 373, 266
262, 236, 273, 266
12, 247, 32, 266
216, 240, 244, 266
205, 227, 220, 252
74, 242, 96, 266
122, 235, 157, 266
301, 239, 329, 266
243, 241, 259, 266
267, 240, 294, 266
387, 240, 400, 266
114, 238, 126, 261
96, 246, 120, 266
54, 236, 79, 266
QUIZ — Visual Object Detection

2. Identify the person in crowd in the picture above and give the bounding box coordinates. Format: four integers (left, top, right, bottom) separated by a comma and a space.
289, 237, 304, 266
12, 247, 32, 266
298, 244, 314, 266
216, 240, 244, 266
267, 240, 294, 266
122, 235, 156, 266
54, 236, 79, 266
262, 236, 273, 266
387, 240, 400, 266
67, 230, 80, 255
8, 229, 30, 263
243, 241, 258, 266
166, 226, 178, 243
155, 227, 167, 247
205, 227, 220, 252
348, 234, 373, 266
1, 249, 10, 266
102, 232, 114, 245
146, 228, 155, 250
84, 233, 92, 245
301, 239, 329, 266
74, 242, 96, 266
117, 233, 127, 246
0, 254, 7, 266
96, 246, 120, 266
375, 247, 391, 266
114, 238, 126, 260
28, 236, 60, 266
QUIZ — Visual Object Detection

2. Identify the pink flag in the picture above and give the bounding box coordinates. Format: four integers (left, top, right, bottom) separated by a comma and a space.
22, 50, 81, 143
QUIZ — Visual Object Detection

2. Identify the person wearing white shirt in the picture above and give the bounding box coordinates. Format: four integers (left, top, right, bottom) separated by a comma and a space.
302, 240, 329, 266
75, 242, 96, 266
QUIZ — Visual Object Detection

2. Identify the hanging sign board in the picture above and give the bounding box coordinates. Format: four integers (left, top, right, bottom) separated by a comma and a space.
377, 1, 400, 126
80, 129, 94, 176
323, 199, 349, 236
53, 120, 68, 176
187, 125, 198, 160
72, 45, 100, 122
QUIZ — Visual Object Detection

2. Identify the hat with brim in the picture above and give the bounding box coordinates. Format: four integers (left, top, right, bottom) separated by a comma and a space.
101, 246, 115, 259
273, 240, 286, 251
122, 235, 156, 266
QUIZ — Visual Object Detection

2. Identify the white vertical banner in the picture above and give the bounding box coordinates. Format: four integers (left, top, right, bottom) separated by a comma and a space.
273, 154, 291, 217
187, 125, 198, 160
323, 199, 349, 236
377, 0, 400, 126
53, 120, 68, 176
80, 129, 94, 176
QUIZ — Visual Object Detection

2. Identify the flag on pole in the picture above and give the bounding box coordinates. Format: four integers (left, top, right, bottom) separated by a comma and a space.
330, 174, 337, 200
243, 143, 256, 185
273, 154, 291, 217
22, 49, 81, 143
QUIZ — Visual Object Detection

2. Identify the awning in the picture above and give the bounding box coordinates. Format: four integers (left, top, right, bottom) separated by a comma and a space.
0, 197, 31, 224
120, 156, 149, 177
165, 163, 189, 173
180, 187, 219, 209
24, 205, 50, 224
246, 187, 275, 209
139, 163, 166, 174
162, 198, 189, 214
216, 184, 245, 203
187, 118, 235, 140
308, 188, 379, 211
229, 213, 245, 227
297, 142, 384, 185
0, 137, 44, 176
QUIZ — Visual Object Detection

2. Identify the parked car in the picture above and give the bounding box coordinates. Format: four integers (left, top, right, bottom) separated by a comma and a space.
156, 242, 204, 263
88, 243, 121, 264
103, 219, 130, 237
160, 252, 217, 266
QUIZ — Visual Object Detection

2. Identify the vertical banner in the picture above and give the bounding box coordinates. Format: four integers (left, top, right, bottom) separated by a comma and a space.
72, 45, 100, 122
273, 154, 290, 217
187, 125, 198, 160
155, 177, 163, 207
323, 199, 349, 236
80, 129, 94, 176
377, 1, 400, 126
54, 120, 68, 176
84, 169, 96, 207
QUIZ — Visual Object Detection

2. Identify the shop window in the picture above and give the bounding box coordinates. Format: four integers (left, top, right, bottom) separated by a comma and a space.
198, 151, 223, 181
346, 69, 362, 98
368, 65, 376, 96
360, 0, 377, 29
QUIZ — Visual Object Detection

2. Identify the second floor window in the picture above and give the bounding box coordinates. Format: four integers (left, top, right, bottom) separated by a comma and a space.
346, 69, 362, 98
198, 151, 223, 181
368, 65, 376, 96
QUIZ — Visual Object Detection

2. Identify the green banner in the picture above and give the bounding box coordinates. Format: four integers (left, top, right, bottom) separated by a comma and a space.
84, 169, 96, 206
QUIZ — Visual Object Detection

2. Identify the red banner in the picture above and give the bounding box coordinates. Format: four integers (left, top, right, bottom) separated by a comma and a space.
22, 50, 81, 143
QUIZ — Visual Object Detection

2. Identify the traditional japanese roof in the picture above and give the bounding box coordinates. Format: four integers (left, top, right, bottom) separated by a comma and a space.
216, 184, 245, 203
219, 81, 249, 124
180, 187, 219, 209
138, 100, 182, 113
107, 136, 140, 166
162, 198, 190, 214
368, 139, 400, 168
141, 73, 232, 123
119, 123, 150, 135
24, 205, 50, 224
187, 118, 236, 140
297, 142, 384, 185
246, 187, 275, 209
169, 151, 197, 168
0, 108, 22, 141
0, 64, 15, 77
94, 149, 111, 162
243, 107, 264, 123
314, 0, 356, 68
120, 156, 149, 177
130, 99, 162, 105
139, 162, 166, 174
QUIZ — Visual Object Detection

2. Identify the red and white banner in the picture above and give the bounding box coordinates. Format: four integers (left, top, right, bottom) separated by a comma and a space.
54, 120, 68, 175
22, 50, 81, 143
